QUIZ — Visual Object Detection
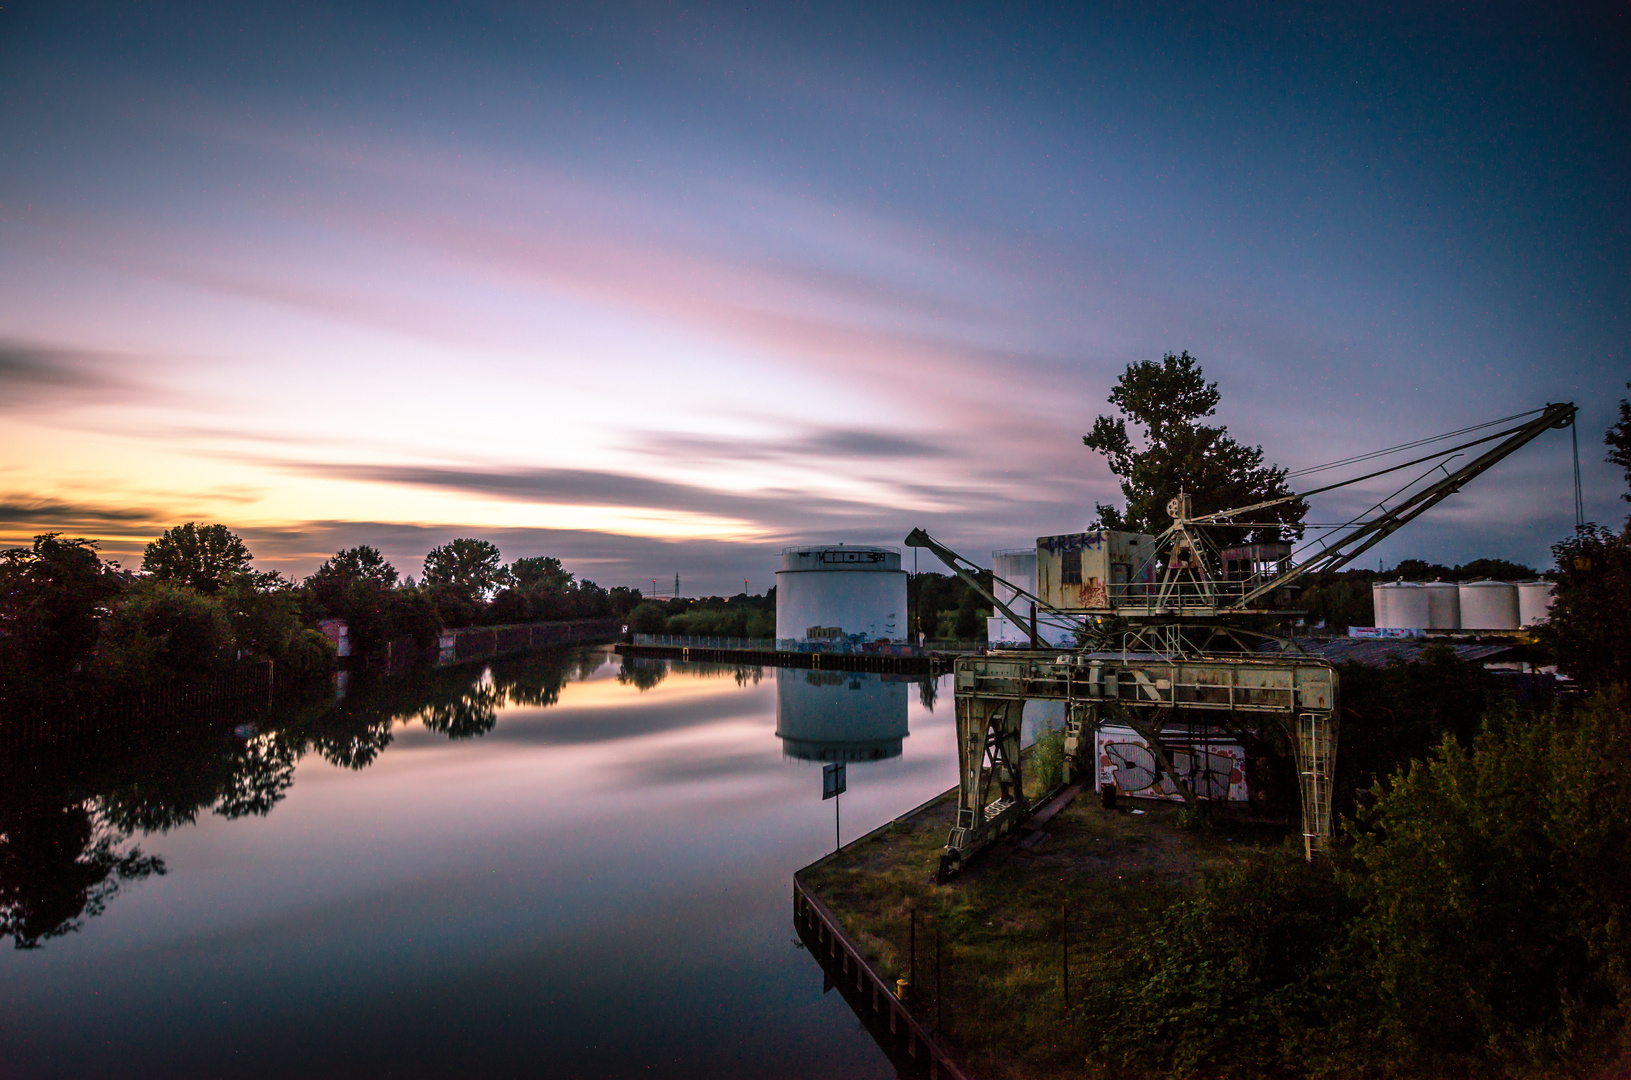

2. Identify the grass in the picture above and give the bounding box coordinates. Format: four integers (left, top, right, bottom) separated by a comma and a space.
797, 760, 1296, 1080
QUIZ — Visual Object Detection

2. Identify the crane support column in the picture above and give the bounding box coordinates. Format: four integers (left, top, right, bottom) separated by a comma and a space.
940, 651, 1339, 876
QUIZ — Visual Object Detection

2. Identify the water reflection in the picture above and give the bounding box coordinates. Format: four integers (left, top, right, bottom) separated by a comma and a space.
0, 648, 618, 950
776, 669, 910, 763
2, 646, 957, 1080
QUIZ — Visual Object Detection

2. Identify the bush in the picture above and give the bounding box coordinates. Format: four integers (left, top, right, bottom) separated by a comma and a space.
629, 602, 667, 635
98, 580, 235, 682
1080, 691, 1631, 1079
280, 628, 337, 678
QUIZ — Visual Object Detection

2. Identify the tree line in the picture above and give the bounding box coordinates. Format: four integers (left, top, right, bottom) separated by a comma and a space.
0, 528, 642, 708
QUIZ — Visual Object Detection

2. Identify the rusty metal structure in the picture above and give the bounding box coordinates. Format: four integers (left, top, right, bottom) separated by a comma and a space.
908, 401, 1578, 877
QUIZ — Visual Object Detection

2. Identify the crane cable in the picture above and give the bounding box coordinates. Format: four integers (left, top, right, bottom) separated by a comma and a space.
1284, 408, 1543, 479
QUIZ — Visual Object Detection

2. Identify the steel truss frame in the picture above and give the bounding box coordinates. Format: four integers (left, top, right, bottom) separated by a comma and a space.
939, 649, 1338, 879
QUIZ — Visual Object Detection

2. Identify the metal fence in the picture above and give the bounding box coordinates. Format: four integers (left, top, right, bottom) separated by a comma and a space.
633, 634, 777, 651
0, 660, 276, 753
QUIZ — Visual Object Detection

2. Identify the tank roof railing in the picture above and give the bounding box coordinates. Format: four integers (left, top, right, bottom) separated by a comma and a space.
780, 544, 902, 555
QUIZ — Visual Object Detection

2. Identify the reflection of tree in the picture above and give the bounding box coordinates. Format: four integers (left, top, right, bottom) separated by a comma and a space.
417, 676, 501, 739
490, 652, 572, 708
617, 655, 668, 691
1, 646, 610, 948
574, 650, 607, 681
0, 798, 163, 950
919, 677, 939, 711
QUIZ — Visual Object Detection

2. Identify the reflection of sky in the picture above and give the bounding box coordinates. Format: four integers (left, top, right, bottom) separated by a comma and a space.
1, 4, 1626, 585
0, 653, 956, 1078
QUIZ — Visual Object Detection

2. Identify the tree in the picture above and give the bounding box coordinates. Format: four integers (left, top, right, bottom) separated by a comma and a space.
1544, 524, 1631, 689
0, 534, 123, 675
1349, 695, 1631, 1073
421, 539, 508, 602
1540, 387, 1631, 689
141, 523, 254, 595
511, 555, 572, 591
305, 546, 398, 609
1607, 381, 1631, 511
97, 580, 236, 680
1084, 352, 1306, 545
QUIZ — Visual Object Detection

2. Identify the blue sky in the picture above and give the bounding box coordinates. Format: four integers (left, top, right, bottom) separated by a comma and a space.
2, 1, 1625, 591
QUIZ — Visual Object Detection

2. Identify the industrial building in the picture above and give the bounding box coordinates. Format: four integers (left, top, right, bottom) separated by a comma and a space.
775, 545, 907, 650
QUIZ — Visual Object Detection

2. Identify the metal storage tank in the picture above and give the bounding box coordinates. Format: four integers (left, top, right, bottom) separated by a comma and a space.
1370, 582, 1392, 628
1459, 580, 1520, 630
1374, 582, 1429, 628
1422, 582, 1462, 630
775, 668, 908, 762
988, 548, 1077, 647
775, 545, 907, 648
1392, 583, 1431, 629
1516, 581, 1557, 626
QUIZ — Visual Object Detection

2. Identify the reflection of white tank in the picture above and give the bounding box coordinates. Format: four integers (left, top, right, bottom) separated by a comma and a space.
1459, 580, 1520, 630
1374, 582, 1430, 628
775, 546, 907, 647
1516, 581, 1556, 626
775, 668, 909, 762
1421, 582, 1462, 629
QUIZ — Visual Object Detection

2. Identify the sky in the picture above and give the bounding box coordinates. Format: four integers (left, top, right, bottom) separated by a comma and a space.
2, 1, 1626, 593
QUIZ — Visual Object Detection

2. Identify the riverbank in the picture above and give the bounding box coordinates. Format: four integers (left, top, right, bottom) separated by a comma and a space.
795, 777, 1295, 1080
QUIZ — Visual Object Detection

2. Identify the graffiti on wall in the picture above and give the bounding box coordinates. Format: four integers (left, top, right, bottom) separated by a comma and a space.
1096, 731, 1248, 802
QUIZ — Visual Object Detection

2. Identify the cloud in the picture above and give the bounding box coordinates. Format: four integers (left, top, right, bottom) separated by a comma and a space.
0, 342, 138, 411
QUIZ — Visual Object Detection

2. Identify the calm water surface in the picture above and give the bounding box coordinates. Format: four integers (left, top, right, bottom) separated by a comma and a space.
0, 648, 960, 1078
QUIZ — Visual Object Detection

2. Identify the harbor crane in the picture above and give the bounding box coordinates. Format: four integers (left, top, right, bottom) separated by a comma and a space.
908, 401, 1578, 877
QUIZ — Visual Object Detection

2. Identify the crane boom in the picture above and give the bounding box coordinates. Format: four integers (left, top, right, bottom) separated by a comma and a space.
1235, 401, 1576, 608
903, 528, 1047, 648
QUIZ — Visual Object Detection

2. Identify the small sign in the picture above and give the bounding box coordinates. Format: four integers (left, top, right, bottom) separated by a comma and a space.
823, 762, 847, 800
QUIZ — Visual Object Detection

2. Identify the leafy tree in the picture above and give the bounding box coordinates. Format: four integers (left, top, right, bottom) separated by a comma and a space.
305, 546, 398, 611
1540, 388, 1631, 689
629, 601, 668, 634
0, 534, 123, 675
97, 580, 236, 680
1084, 351, 1306, 545
511, 555, 572, 591
141, 523, 254, 595
421, 538, 508, 602
220, 579, 301, 660
1607, 381, 1631, 510
1349, 694, 1631, 1074
1543, 524, 1631, 689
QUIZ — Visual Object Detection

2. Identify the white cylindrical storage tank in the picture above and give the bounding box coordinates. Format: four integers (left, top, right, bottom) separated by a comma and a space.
1370, 582, 1391, 628
1422, 582, 1462, 630
1388, 583, 1431, 629
776, 545, 908, 648
1459, 580, 1520, 630
1516, 581, 1557, 627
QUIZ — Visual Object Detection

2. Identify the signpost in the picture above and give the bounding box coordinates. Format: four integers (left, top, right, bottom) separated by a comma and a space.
823, 762, 846, 850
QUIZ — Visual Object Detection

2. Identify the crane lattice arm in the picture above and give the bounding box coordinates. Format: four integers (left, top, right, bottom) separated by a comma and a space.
903, 528, 1048, 648
1230, 401, 1576, 609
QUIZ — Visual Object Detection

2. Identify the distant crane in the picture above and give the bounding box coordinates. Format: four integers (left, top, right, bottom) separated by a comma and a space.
908, 401, 1578, 876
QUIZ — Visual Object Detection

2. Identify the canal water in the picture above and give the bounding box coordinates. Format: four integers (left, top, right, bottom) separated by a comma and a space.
0, 647, 965, 1078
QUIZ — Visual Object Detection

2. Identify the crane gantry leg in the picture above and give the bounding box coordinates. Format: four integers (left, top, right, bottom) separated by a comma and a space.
939, 651, 1339, 876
